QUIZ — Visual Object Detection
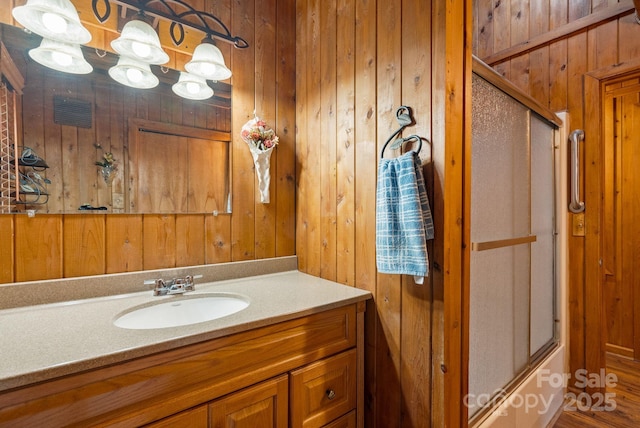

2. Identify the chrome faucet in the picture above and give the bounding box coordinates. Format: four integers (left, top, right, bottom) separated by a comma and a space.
145, 274, 202, 296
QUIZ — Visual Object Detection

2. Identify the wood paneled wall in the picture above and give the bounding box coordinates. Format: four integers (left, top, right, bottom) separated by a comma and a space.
6, 54, 230, 214
0, 0, 296, 283
295, 0, 469, 426
473, 0, 640, 391
1, 0, 472, 426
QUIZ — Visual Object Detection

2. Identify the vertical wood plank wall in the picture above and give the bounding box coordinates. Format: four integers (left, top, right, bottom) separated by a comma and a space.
0, 0, 296, 283
296, 0, 469, 426
0, 0, 471, 426
472, 0, 640, 389
7, 58, 230, 214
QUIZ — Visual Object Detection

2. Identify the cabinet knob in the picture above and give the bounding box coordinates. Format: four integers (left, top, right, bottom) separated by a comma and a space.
326, 389, 336, 400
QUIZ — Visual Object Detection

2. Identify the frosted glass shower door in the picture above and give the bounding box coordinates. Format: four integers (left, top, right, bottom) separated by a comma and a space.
468, 75, 557, 418
468, 75, 531, 417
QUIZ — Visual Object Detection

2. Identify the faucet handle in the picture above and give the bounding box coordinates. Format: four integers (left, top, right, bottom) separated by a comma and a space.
145, 275, 202, 296
184, 274, 202, 292
152, 279, 167, 296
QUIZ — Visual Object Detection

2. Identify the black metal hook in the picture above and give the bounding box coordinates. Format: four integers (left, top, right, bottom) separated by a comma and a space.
395, 105, 414, 127
380, 106, 419, 157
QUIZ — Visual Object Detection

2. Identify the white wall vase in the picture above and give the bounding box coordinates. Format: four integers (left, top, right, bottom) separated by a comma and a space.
100, 164, 116, 185
241, 115, 279, 204
250, 146, 274, 203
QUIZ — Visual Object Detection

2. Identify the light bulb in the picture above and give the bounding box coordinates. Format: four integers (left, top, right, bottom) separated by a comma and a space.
126, 67, 143, 83
200, 63, 216, 75
52, 51, 72, 66
186, 82, 200, 94
42, 12, 67, 34
131, 41, 151, 59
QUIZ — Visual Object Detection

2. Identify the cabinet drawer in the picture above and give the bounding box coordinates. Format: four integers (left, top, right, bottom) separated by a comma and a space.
323, 410, 356, 428
290, 349, 357, 428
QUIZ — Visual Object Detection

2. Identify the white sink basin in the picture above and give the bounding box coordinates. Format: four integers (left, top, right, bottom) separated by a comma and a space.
113, 293, 250, 330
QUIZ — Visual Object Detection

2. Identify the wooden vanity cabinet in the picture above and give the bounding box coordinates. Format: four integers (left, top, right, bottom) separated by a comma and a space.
0, 303, 365, 428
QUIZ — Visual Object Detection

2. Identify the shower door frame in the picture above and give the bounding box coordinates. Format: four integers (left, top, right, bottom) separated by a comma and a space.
467, 57, 564, 424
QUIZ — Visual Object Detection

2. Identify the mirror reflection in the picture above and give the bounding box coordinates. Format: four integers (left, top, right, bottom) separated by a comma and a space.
1, 22, 232, 214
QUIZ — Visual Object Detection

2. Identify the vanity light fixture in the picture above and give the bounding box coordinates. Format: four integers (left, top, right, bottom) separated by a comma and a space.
29, 38, 93, 74
12, 0, 248, 99
171, 72, 213, 100
185, 37, 233, 81
108, 55, 159, 89
11, 0, 92, 45
94, 0, 248, 83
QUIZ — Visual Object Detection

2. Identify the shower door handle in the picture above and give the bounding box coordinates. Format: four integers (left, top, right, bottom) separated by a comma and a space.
569, 129, 585, 213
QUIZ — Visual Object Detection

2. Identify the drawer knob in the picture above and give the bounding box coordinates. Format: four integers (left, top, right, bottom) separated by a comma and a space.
326, 389, 336, 400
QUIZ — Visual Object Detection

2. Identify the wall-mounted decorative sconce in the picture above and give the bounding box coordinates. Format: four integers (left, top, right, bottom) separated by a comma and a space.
11, 0, 248, 100
94, 145, 117, 185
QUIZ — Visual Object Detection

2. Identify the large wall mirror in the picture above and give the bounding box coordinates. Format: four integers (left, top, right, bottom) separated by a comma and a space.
1, 22, 232, 215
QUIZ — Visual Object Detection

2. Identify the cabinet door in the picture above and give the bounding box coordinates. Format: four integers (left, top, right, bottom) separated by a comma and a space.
290, 349, 356, 428
209, 374, 289, 428
145, 404, 208, 427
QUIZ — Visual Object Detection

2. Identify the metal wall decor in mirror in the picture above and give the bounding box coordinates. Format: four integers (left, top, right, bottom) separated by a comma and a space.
0, 14, 233, 214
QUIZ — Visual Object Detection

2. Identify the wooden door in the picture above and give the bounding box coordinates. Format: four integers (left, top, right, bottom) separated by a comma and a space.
209, 375, 289, 428
187, 137, 230, 213
129, 122, 231, 214
133, 130, 189, 213
603, 73, 640, 359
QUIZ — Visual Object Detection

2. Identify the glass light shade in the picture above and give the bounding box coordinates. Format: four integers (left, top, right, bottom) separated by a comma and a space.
185, 42, 232, 81
28, 38, 92, 74
172, 72, 214, 100
108, 56, 159, 89
12, 0, 91, 44
111, 19, 169, 65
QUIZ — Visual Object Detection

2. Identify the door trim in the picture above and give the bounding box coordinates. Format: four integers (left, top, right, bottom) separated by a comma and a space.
583, 58, 640, 392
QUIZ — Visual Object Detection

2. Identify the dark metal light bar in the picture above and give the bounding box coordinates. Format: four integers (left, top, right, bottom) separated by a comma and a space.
91, 0, 249, 48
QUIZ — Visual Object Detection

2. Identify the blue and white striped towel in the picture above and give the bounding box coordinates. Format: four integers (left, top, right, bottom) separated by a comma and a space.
376, 151, 434, 279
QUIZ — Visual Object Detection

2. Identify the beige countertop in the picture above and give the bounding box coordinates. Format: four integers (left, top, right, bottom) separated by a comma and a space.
0, 267, 371, 393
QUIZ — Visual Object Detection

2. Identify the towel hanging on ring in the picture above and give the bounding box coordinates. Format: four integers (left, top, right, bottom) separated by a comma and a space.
376, 150, 434, 281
